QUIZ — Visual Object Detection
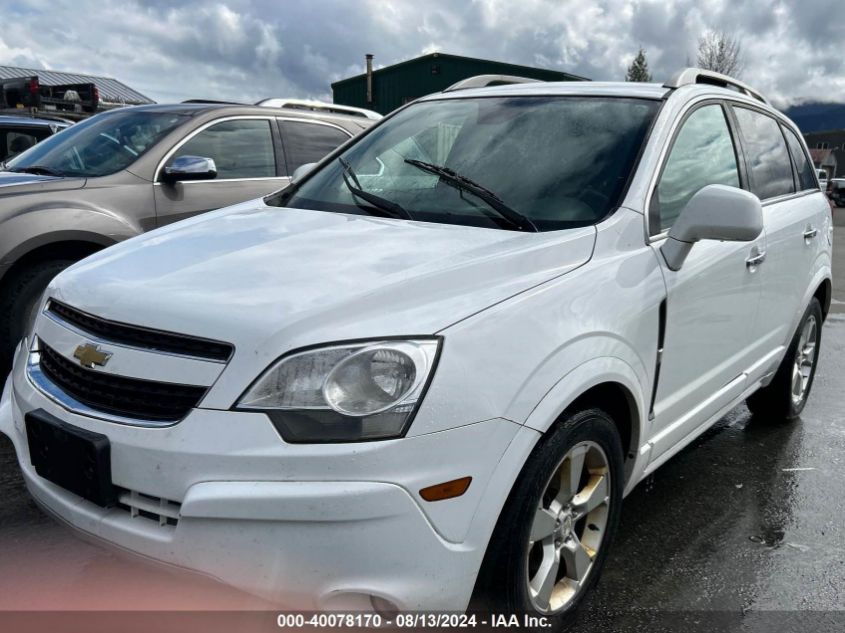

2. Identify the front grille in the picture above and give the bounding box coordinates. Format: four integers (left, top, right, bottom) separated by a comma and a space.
48, 300, 233, 362
39, 343, 207, 422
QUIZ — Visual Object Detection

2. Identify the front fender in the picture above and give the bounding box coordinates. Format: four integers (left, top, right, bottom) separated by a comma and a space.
0, 207, 141, 277
522, 354, 650, 495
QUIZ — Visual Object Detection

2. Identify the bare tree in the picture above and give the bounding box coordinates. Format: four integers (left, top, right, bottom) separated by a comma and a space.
697, 31, 744, 77
626, 48, 652, 82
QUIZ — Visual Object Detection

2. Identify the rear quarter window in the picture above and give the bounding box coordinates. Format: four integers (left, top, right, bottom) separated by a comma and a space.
781, 126, 819, 191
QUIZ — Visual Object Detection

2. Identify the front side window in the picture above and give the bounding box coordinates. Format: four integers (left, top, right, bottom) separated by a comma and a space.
280, 120, 351, 173
656, 104, 740, 232
782, 126, 818, 191
733, 107, 795, 200
4, 110, 188, 177
169, 119, 276, 180
269, 96, 660, 232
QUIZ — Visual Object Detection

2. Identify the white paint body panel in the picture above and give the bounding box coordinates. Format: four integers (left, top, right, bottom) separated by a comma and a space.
0, 81, 832, 611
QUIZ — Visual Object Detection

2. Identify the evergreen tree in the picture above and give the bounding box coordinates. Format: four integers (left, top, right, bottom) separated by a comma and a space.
626, 48, 652, 82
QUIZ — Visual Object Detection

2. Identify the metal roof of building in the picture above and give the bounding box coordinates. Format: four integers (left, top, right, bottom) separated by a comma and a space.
0, 65, 154, 106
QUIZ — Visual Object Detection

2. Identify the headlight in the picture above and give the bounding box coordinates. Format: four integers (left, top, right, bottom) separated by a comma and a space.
236, 338, 440, 442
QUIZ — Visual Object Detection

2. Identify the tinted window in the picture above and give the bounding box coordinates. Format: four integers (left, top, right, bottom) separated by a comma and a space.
782, 126, 818, 191
280, 120, 350, 173
171, 119, 276, 179
657, 105, 740, 231
272, 97, 660, 232
733, 107, 794, 199
5, 110, 187, 177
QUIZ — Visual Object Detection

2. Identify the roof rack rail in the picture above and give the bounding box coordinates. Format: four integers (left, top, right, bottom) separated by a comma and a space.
443, 74, 541, 93
663, 68, 767, 104
255, 98, 382, 120
182, 99, 245, 105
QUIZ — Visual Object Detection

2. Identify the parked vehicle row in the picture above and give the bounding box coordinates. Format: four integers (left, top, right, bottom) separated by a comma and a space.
0, 101, 373, 371
0, 68, 831, 626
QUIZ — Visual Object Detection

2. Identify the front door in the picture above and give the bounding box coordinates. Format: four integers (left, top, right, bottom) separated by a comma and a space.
647, 102, 764, 460
154, 117, 289, 226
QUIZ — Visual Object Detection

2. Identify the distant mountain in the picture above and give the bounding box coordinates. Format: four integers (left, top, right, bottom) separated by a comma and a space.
783, 102, 845, 134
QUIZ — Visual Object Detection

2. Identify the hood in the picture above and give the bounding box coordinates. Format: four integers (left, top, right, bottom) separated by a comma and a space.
51, 200, 595, 360
0, 171, 85, 196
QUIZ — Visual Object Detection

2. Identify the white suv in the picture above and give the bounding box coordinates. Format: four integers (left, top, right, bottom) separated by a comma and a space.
0, 69, 832, 625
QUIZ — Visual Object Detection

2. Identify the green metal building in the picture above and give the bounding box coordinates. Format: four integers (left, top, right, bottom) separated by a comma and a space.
331, 52, 588, 115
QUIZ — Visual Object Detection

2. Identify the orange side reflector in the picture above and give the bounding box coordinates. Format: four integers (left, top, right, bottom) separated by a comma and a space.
419, 476, 472, 502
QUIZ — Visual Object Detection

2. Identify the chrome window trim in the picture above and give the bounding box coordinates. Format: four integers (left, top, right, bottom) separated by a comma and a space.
275, 116, 354, 137
153, 176, 290, 187
154, 115, 279, 183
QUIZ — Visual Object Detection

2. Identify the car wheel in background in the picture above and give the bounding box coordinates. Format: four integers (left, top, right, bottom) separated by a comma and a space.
475, 408, 624, 631
0, 260, 74, 374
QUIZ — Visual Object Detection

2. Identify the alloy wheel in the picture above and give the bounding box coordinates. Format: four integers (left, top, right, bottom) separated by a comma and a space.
791, 314, 818, 407
526, 441, 610, 613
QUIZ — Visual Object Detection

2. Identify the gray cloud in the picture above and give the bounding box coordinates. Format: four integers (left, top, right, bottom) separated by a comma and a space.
0, 0, 841, 108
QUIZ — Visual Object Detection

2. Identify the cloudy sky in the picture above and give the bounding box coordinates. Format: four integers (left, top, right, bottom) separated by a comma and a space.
0, 0, 842, 108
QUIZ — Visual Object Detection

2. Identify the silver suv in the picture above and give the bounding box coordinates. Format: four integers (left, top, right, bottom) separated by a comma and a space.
0, 102, 373, 370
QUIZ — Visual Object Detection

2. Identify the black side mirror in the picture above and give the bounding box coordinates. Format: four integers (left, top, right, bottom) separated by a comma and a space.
162, 155, 217, 183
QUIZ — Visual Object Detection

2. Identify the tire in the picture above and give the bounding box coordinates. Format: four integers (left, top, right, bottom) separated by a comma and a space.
475, 408, 624, 631
746, 297, 823, 421
0, 260, 75, 374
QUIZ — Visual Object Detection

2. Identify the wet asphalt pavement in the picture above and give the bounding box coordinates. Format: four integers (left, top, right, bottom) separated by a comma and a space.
0, 214, 844, 631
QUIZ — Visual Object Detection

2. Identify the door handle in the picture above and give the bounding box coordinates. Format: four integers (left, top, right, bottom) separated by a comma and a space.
803, 227, 819, 240
746, 251, 767, 268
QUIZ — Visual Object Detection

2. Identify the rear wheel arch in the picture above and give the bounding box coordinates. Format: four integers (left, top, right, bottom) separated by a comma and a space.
814, 277, 832, 321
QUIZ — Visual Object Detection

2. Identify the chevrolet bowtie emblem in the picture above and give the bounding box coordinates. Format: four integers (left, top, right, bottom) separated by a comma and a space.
73, 343, 112, 369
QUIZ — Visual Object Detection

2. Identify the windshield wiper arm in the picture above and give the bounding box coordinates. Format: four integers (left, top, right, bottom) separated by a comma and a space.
404, 159, 538, 232
8, 165, 64, 177
339, 157, 413, 220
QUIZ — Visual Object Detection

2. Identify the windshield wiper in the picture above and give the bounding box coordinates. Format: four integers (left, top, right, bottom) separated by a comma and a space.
338, 158, 413, 220
8, 165, 65, 177
404, 159, 538, 232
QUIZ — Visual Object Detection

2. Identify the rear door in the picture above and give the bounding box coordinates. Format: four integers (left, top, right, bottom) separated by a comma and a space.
277, 118, 352, 174
730, 106, 828, 384
154, 116, 288, 226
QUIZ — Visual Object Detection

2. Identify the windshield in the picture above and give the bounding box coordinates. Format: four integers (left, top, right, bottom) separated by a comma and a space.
4, 109, 189, 177
269, 96, 659, 231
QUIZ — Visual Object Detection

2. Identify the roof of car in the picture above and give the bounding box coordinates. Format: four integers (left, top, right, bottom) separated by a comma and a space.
421, 81, 671, 102
419, 79, 782, 109
102, 102, 372, 127
0, 114, 71, 127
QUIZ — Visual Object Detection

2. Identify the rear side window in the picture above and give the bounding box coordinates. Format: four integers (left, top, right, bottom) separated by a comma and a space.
279, 120, 350, 173
171, 119, 276, 179
656, 104, 740, 231
782, 127, 818, 191
733, 107, 795, 199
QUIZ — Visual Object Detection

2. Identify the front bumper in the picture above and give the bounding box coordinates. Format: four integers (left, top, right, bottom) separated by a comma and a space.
0, 346, 539, 611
